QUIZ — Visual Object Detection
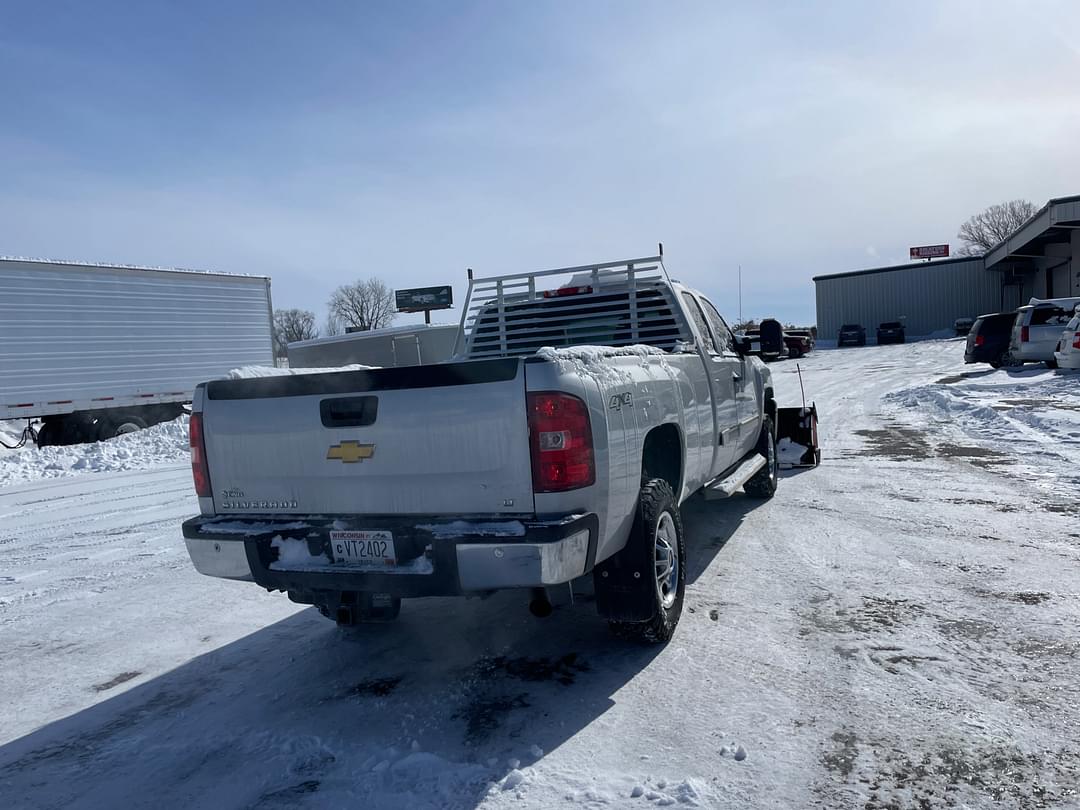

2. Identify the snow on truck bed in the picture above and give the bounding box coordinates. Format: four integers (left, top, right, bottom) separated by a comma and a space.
1, 339, 1079, 809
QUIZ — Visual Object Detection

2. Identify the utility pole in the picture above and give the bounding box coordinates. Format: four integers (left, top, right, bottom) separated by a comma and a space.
738, 264, 743, 324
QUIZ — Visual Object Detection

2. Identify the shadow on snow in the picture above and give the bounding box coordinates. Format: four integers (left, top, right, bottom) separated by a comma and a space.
0, 495, 765, 810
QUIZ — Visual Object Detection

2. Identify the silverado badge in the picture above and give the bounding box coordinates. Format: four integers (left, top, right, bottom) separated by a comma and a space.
326, 441, 376, 463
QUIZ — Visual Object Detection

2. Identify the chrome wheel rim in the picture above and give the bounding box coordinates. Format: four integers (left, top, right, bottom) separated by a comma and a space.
115, 422, 141, 436
653, 511, 679, 610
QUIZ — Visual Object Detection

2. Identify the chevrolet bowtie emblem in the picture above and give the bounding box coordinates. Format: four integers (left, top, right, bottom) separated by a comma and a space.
326, 441, 376, 463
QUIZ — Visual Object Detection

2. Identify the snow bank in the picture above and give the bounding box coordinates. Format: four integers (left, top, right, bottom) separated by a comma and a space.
0, 415, 191, 488
883, 356, 1080, 486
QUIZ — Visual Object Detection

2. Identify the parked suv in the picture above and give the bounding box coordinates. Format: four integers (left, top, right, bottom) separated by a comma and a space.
876, 321, 906, 344
837, 323, 866, 346
1054, 308, 1080, 370
965, 312, 1016, 368
1009, 297, 1080, 367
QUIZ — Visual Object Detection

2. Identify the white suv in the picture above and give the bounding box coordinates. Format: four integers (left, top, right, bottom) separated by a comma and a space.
1054, 308, 1080, 370
1009, 297, 1080, 367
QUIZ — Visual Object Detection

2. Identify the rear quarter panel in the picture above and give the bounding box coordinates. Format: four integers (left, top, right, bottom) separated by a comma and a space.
526, 351, 708, 564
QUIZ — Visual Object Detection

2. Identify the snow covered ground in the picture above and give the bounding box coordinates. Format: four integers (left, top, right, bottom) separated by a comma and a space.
0, 416, 191, 488
1, 339, 1078, 808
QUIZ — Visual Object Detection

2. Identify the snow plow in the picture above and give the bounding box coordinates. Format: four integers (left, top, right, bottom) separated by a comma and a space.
776, 404, 820, 468
775, 364, 820, 469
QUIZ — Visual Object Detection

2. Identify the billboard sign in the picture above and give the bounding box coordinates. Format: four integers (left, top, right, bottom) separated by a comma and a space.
395, 285, 453, 312
909, 244, 950, 260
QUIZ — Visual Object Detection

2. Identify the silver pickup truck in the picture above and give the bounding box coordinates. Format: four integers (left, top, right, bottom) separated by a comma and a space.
182, 255, 777, 642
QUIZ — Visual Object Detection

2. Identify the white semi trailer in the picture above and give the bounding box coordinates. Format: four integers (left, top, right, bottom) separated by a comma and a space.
0, 257, 274, 446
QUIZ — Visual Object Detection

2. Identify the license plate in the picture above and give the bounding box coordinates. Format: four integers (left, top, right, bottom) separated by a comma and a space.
329, 530, 396, 567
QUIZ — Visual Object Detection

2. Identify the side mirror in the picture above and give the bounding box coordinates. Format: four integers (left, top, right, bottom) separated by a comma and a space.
734, 336, 753, 356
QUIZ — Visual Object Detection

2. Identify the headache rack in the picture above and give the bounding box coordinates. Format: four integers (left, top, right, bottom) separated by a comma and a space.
454, 255, 691, 359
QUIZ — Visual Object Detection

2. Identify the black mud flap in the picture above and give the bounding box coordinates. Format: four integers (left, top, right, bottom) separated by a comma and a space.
593, 523, 656, 622
776, 404, 820, 468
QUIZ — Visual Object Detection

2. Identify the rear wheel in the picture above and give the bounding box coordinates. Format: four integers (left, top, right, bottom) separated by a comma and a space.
604, 479, 685, 644
744, 416, 778, 499
97, 413, 148, 440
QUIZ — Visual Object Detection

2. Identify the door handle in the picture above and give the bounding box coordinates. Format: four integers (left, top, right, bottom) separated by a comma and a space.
732, 371, 742, 381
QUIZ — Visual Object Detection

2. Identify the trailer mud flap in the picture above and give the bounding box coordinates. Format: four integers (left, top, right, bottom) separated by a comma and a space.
776, 404, 820, 468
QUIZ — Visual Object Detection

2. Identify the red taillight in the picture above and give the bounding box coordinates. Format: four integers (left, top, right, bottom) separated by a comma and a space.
1073, 335, 1080, 350
1021, 325, 1029, 342
974, 335, 985, 347
528, 392, 595, 492
189, 413, 212, 498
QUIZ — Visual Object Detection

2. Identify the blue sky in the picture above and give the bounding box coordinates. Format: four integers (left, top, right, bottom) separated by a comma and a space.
3, 1, 1079, 329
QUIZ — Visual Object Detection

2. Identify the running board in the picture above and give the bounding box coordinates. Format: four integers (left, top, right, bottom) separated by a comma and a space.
704, 453, 767, 500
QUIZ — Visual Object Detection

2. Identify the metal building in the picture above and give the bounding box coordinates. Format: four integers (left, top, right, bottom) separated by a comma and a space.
814, 256, 996, 341
814, 194, 1080, 343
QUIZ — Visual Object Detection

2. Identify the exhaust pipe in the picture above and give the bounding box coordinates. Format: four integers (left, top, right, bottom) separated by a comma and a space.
529, 588, 553, 618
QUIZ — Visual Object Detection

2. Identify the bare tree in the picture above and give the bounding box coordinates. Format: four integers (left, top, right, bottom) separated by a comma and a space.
956, 199, 1037, 256
272, 308, 319, 357
328, 278, 395, 332
323, 314, 343, 337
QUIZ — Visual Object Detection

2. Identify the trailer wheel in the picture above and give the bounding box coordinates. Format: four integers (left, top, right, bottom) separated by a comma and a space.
35, 421, 61, 448
744, 416, 778, 499
97, 414, 148, 440
604, 479, 685, 644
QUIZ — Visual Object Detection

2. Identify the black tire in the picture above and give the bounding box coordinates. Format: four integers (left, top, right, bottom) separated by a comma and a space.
1046, 358, 1058, 370
989, 360, 1002, 369
744, 415, 778, 499
606, 479, 686, 644
97, 413, 148, 440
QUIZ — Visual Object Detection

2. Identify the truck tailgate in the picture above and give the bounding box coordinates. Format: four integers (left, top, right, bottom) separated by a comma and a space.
200, 359, 534, 516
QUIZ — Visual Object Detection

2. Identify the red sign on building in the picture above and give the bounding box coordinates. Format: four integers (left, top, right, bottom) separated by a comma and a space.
909, 244, 950, 260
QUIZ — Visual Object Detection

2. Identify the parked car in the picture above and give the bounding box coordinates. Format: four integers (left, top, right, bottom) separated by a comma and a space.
837, 323, 866, 346
1009, 297, 1080, 367
964, 312, 1017, 368
876, 321, 906, 344
1053, 308, 1080, 370
182, 255, 785, 643
954, 317, 974, 336
783, 332, 812, 359
787, 329, 816, 351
